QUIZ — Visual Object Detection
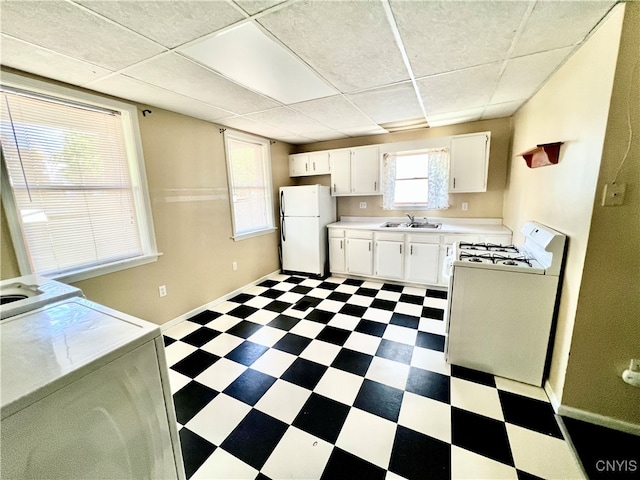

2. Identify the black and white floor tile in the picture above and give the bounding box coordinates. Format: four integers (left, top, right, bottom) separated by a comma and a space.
163, 274, 585, 480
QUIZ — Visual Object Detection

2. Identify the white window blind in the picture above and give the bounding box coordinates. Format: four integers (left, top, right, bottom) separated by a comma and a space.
0, 78, 157, 281
224, 130, 275, 240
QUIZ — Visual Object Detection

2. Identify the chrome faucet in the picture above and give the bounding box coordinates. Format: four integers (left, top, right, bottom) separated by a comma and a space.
405, 214, 415, 224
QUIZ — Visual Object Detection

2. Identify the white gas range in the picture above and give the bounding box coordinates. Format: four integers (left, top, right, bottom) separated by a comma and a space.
445, 222, 567, 386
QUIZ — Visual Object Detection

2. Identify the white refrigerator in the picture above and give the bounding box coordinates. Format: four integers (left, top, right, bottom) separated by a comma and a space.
280, 185, 336, 276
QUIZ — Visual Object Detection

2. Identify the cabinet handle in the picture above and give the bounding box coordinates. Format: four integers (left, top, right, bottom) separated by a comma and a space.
411, 245, 413, 255
374, 181, 377, 191
333, 183, 336, 192
313, 162, 316, 171
400, 244, 402, 254
369, 242, 371, 251
340, 240, 343, 249
305, 163, 308, 172
453, 177, 456, 188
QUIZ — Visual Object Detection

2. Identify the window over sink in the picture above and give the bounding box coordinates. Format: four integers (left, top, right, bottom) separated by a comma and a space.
381, 147, 450, 210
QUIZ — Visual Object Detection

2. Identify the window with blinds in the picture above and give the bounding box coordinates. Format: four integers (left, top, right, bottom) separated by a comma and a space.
223, 130, 275, 240
0, 74, 158, 281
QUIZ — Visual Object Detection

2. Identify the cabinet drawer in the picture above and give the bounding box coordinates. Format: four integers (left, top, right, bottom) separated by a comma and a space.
346, 230, 373, 240
329, 229, 345, 238
374, 231, 404, 242
407, 234, 440, 244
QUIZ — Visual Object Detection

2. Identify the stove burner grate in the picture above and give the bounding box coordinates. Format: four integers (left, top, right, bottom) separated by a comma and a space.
459, 252, 534, 267
459, 242, 520, 253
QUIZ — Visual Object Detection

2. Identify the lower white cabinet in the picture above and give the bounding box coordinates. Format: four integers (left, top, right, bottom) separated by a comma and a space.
406, 242, 440, 285
329, 236, 346, 273
375, 240, 404, 280
347, 238, 373, 276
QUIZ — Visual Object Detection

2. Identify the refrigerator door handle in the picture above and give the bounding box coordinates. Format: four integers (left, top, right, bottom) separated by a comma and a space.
280, 190, 285, 217
281, 216, 286, 242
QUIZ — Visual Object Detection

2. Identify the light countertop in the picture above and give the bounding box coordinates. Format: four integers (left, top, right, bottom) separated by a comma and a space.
327, 216, 512, 235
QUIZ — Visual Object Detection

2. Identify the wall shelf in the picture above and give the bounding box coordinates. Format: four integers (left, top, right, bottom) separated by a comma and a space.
519, 142, 563, 168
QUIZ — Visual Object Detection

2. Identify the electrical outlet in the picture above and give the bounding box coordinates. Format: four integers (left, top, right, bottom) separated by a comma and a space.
232, 261, 238, 271
461, 202, 469, 211
359, 202, 367, 209
630, 359, 640, 373
601, 183, 626, 206
158, 285, 167, 297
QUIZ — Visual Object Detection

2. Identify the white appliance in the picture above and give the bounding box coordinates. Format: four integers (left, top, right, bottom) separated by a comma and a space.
279, 185, 336, 276
0, 274, 83, 319
445, 221, 567, 386
1, 297, 185, 479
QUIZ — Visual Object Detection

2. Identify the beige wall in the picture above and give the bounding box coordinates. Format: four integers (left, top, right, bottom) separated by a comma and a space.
0, 70, 294, 325
562, 2, 640, 425
295, 118, 511, 220
505, 4, 630, 420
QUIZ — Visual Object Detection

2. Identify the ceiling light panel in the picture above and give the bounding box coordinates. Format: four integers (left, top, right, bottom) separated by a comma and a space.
0, 0, 164, 70
125, 53, 280, 114
347, 83, 424, 124
512, 1, 616, 57
290, 95, 376, 129
417, 63, 502, 116
491, 47, 573, 105
89, 75, 232, 122
77, 0, 246, 49
390, 0, 529, 78
179, 22, 338, 104
0, 35, 112, 86
257, 1, 409, 92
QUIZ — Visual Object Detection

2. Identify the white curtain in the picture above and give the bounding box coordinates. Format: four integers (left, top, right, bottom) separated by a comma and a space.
382, 147, 450, 210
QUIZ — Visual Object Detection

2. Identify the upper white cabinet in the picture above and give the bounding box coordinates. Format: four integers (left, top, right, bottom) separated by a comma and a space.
449, 132, 490, 193
330, 146, 380, 196
289, 151, 330, 177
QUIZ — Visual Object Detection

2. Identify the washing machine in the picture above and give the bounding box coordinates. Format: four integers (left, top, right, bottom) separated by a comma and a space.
0, 274, 83, 319
0, 296, 185, 479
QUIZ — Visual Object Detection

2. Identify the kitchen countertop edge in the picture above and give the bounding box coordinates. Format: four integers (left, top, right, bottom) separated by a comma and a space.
327, 216, 512, 235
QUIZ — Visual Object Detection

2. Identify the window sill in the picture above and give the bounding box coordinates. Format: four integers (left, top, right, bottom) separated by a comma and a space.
51, 253, 162, 284
232, 227, 277, 242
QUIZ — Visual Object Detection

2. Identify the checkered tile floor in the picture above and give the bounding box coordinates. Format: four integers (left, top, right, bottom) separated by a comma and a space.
163, 274, 585, 480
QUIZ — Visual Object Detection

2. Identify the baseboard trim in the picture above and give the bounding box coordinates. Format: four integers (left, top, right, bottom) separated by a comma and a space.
558, 405, 640, 436
160, 269, 281, 332
544, 380, 562, 412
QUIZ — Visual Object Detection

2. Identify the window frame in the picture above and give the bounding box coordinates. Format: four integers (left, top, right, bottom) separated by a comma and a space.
223, 129, 276, 241
0, 72, 159, 283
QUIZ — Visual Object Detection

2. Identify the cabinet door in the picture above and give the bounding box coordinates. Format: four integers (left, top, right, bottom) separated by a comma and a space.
330, 150, 351, 195
375, 240, 404, 279
406, 243, 440, 284
329, 237, 346, 273
346, 238, 373, 276
310, 151, 330, 175
450, 133, 490, 192
289, 154, 309, 177
351, 147, 380, 195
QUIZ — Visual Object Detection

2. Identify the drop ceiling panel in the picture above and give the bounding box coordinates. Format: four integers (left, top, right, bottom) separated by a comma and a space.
77, 0, 246, 48
258, 0, 409, 92
417, 63, 502, 115
390, 0, 530, 77
179, 22, 338, 104
512, 1, 616, 57
347, 83, 424, 124
246, 107, 328, 135
89, 75, 231, 121
234, 0, 286, 16
124, 53, 281, 114
218, 115, 295, 140
0, 35, 112, 86
338, 125, 389, 137
482, 101, 523, 120
0, 0, 165, 70
491, 47, 574, 105
426, 107, 485, 128
290, 95, 376, 130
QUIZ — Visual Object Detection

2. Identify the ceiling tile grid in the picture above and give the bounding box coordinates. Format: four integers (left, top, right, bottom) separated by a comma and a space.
0, 0, 619, 144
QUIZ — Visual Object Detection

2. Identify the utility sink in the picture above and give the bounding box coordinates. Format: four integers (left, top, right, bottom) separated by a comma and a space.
380, 221, 441, 229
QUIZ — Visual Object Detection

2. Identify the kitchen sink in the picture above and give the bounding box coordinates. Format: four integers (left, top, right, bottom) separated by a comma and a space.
380, 221, 441, 229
